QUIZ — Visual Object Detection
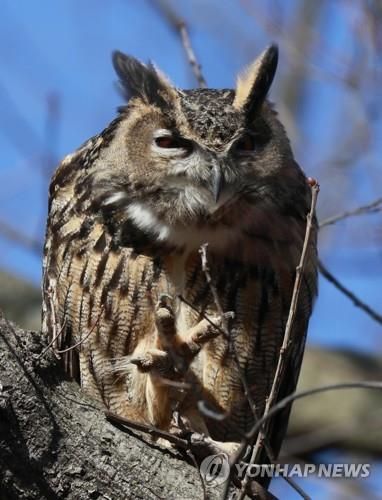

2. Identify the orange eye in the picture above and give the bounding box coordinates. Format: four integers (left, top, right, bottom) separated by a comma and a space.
155, 136, 193, 154
155, 136, 178, 148
236, 135, 256, 152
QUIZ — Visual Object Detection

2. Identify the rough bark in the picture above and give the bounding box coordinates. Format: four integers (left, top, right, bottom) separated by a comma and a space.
2, 271, 382, 458
0, 313, 212, 500
1, 297, 381, 499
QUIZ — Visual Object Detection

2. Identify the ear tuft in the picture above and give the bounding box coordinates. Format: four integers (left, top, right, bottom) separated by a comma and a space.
233, 44, 278, 119
112, 51, 174, 107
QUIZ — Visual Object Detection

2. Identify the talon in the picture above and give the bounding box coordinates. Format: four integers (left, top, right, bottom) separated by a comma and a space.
130, 349, 173, 375
193, 321, 221, 343
223, 311, 235, 320
211, 311, 235, 327
157, 293, 173, 309
155, 295, 176, 340
129, 355, 153, 372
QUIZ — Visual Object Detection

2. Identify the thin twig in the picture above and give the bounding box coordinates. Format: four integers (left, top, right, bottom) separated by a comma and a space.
232, 181, 319, 500
178, 293, 309, 497
48, 284, 60, 357
199, 244, 229, 332
55, 306, 105, 354
224, 380, 382, 500
178, 294, 225, 333
179, 292, 310, 499
199, 245, 308, 499
319, 196, 382, 228
151, 0, 207, 87
317, 196, 382, 326
178, 21, 207, 88
231, 380, 382, 466
199, 244, 257, 416
178, 291, 255, 416
0, 218, 42, 255
186, 448, 208, 500
283, 406, 382, 456
282, 476, 311, 500
318, 259, 382, 325
35, 318, 66, 363
105, 411, 189, 448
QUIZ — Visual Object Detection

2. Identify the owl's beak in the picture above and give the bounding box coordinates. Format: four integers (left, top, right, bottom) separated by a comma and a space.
211, 164, 224, 203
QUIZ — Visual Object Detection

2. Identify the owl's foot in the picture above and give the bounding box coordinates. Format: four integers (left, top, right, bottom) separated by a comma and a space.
155, 294, 176, 341
130, 298, 231, 378
129, 348, 172, 374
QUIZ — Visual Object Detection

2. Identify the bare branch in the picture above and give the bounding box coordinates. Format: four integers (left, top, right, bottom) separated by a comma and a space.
232, 380, 382, 466
223, 380, 382, 500
231, 180, 319, 500
105, 411, 189, 448
319, 196, 382, 228
35, 318, 66, 363
199, 244, 257, 416
178, 292, 310, 499
318, 259, 382, 325
106, 409, 234, 500
282, 477, 311, 500
178, 21, 207, 88
284, 407, 382, 457
47, 285, 59, 351
55, 305, 105, 354
199, 244, 229, 333
151, 0, 207, 87
0, 218, 42, 255
178, 293, 227, 335
316, 195, 382, 326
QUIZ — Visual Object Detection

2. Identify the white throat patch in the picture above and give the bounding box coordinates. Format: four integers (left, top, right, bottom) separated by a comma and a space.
126, 202, 171, 241
126, 201, 238, 251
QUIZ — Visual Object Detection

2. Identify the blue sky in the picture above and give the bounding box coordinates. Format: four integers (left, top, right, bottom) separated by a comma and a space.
0, 1, 381, 496
1, 0, 380, 353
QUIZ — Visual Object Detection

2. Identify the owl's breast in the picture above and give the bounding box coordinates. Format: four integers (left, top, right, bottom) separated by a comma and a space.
170, 237, 316, 439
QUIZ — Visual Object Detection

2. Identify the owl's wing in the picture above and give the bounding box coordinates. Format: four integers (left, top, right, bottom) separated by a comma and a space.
42, 147, 159, 396
251, 227, 318, 485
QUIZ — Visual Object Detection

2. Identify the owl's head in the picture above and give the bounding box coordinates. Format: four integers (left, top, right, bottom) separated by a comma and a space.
92, 46, 309, 250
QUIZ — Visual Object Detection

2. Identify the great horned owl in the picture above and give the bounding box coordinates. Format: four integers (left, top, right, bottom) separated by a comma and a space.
42, 45, 317, 464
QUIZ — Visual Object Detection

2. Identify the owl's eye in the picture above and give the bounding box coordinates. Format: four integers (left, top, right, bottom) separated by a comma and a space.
235, 134, 256, 153
155, 136, 177, 148
155, 136, 191, 150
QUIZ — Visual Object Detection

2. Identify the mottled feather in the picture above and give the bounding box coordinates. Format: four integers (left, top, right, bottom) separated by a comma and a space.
42, 47, 317, 480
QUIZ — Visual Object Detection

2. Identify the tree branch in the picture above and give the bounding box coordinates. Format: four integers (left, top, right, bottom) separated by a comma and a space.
0, 219, 42, 255
318, 259, 382, 325
319, 196, 382, 228
0, 315, 215, 500
232, 180, 319, 500
151, 0, 207, 87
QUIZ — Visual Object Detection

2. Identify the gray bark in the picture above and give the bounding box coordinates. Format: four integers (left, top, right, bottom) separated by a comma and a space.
0, 313, 210, 500
2, 269, 382, 459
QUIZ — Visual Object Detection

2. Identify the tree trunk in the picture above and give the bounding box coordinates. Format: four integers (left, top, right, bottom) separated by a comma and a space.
0, 313, 212, 500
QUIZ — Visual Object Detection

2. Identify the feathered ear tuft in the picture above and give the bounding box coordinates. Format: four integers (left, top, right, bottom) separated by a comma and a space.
233, 45, 278, 121
112, 51, 174, 107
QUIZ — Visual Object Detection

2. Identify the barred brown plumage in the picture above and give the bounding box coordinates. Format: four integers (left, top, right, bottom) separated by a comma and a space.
42, 45, 317, 473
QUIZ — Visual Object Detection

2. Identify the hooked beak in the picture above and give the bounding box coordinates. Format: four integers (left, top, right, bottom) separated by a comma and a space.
211, 164, 224, 203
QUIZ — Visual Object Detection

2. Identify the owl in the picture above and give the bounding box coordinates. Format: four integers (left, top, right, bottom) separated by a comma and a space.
42, 45, 317, 470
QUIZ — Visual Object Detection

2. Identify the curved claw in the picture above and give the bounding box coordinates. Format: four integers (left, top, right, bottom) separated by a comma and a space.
157, 293, 173, 309
155, 295, 176, 340
129, 355, 154, 372
130, 349, 173, 375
